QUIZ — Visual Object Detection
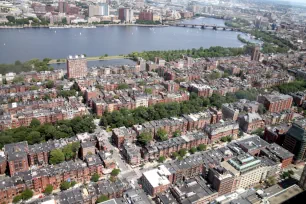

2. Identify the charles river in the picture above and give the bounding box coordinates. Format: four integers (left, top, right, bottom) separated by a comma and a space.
0, 17, 250, 66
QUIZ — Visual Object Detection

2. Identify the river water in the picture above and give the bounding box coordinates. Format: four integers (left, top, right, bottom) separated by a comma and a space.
0, 17, 247, 65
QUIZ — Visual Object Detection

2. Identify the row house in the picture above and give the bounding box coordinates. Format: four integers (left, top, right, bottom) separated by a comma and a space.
1, 98, 66, 114
7, 157, 104, 198
262, 110, 295, 126
0, 89, 58, 104
189, 83, 213, 97
142, 132, 209, 161
112, 126, 137, 148
122, 142, 141, 166
204, 120, 239, 143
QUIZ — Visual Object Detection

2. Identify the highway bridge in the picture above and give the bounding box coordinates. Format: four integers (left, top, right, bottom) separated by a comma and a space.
166, 23, 240, 31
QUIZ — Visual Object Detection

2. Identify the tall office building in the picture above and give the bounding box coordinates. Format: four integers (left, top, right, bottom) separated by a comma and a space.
58, 0, 69, 13
283, 119, 306, 161
251, 46, 261, 61
118, 8, 134, 23
89, 3, 109, 17
67, 55, 88, 79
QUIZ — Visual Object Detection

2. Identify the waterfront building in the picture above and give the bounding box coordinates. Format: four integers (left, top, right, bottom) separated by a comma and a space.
66, 55, 88, 79
118, 8, 134, 23
89, 3, 109, 17
139, 10, 153, 21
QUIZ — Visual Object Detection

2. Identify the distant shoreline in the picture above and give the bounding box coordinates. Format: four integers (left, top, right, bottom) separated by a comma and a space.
48, 55, 132, 65
0, 24, 168, 29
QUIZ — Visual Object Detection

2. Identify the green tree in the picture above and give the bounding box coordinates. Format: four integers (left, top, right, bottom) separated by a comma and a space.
144, 88, 153, 94
91, 173, 100, 182
173, 130, 181, 137
71, 180, 77, 187
158, 156, 166, 163
96, 195, 109, 203
62, 18, 67, 24
179, 148, 187, 157
157, 128, 168, 141
266, 176, 276, 187
197, 144, 207, 151
189, 147, 197, 154
111, 169, 120, 177
26, 131, 42, 144
13, 195, 22, 203
221, 137, 227, 142
60, 181, 71, 191
44, 184, 53, 195
49, 149, 65, 164
46, 80, 55, 89
104, 54, 108, 57
137, 132, 152, 145
12, 76, 24, 84
21, 188, 33, 200
238, 130, 244, 138
117, 83, 129, 90
172, 152, 179, 159
252, 128, 264, 137
30, 118, 41, 127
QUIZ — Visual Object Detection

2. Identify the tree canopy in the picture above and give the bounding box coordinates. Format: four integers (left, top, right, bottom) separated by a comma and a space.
21, 189, 33, 200
44, 184, 53, 195
0, 115, 95, 148
49, 149, 65, 165
91, 173, 100, 182
137, 132, 152, 145
157, 128, 168, 141
111, 169, 120, 177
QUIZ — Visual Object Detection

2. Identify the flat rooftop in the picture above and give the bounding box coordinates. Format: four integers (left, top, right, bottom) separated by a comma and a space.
142, 165, 171, 188
267, 184, 302, 204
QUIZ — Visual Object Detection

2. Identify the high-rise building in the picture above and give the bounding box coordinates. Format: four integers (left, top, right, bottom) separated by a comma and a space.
208, 166, 235, 196
67, 55, 88, 79
89, 3, 109, 17
283, 119, 306, 161
58, 0, 69, 13
139, 10, 153, 21
251, 46, 261, 61
299, 165, 306, 190
118, 8, 134, 23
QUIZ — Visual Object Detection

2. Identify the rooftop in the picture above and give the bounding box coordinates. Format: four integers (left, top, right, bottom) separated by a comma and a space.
142, 165, 171, 188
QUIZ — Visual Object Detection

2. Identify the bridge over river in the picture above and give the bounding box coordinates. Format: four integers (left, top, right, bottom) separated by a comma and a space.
166, 23, 240, 31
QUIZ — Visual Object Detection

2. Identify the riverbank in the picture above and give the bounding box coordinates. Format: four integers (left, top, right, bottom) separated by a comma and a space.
48, 55, 131, 64
0, 24, 168, 29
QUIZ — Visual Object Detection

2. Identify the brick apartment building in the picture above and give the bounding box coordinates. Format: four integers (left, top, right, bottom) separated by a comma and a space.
204, 120, 239, 143
67, 55, 88, 79
257, 94, 293, 113
112, 126, 137, 148
138, 10, 153, 21
142, 132, 209, 161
